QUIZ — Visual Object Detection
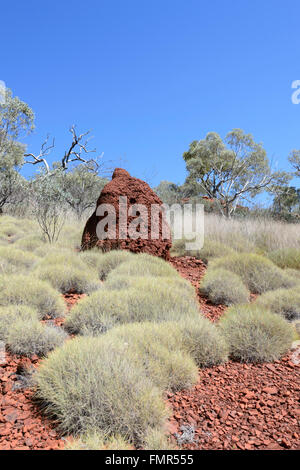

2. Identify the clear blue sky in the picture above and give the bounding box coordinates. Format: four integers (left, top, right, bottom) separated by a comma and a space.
1, 0, 300, 193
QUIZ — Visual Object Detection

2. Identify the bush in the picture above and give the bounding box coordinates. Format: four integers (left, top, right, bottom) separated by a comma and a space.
219, 305, 294, 363
79, 250, 104, 270
33, 264, 100, 294
14, 235, 46, 252
284, 268, 300, 280
35, 336, 168, 441
0, 305, 39, 341
105, 273, 196, 297
65, 290, 129, 335
65, 432, 132, 450
35, 250, 87, 271
199, 268, 250, 305
209, 253, 295, 294
65, 283, 199, 336
144, 427, 176, 450
178, 317, 229, 367
7, 319, 67, 357
0, 274, 66, 318
255, 288, 300, 321
107, 322, 198, 391
96, 250, 135, 280
0, 246, 39, 274
268, 248, 300, 270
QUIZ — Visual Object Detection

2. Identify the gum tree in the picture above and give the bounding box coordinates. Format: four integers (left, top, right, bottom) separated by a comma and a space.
0, 87, 34, 212
183, 129, 289, 218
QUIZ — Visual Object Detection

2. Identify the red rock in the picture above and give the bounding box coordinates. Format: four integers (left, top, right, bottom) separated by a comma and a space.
262, 387, 278, 395
81, 168, 172, 259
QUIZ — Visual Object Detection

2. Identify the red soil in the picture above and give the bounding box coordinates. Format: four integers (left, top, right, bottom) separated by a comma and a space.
0, 354, 65, 450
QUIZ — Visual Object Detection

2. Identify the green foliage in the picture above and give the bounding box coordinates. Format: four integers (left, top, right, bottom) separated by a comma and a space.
183, 129, 288, 218
144, 428, 176, 450
0, 274, 66, 318
65, 432, 132, 450
79, 250, 104, 270
57, 165, 108, 219
0, 246, 39, 274
33, 264, 100, 294
171, 238, 235, 262
14, 235, 46, 252
106, 322, 198, 391
65, 290, 129, 335
105, 273, 195, 297
268, 248, 300, 269
0, 305, 39, 341
154, 181, 184, 205
65, 280, 199, 336
209, 253, 295, 294
219, 305, 294, 363
178, 317, 229, 367
0, 88, 35, 211
108, 253, 178, 279
35, 336, 168, 441
7, 319, 67, 357
255, 288, 300, 321
96, 250, 135, 280
199, 268, 250, 305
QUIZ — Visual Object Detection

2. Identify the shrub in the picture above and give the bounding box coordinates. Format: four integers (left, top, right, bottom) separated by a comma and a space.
65, 284, 199, 336
64, 290, 129, 335
35, 336, 168, 441
7, 319, 67, 357
33, 264, 100, 294
0, 274, 66, 318
14, 235, 46, 253
209, 253, 295, 294
107, 322, 198, 391
35, 250, 87, 271
178, 317, 229, 367
255, 288, 300, 321
105, 273, 196, 298
97, 250, 135, 280
0, 246, 39, 274
0, 305, 39, 341
79, 250, 104, 270
110, 255, 178, 279
199, 268, 250, 305
268, 248, 300, 270
284, 268, 300, 280
65, 432, 132, 450
219, 305, 294, 363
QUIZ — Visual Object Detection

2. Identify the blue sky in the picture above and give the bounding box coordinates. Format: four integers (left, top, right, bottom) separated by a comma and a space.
1, 0, 300, 196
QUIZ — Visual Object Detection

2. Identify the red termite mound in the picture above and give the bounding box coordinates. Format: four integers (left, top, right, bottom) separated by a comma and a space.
81, 168, 172, 259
